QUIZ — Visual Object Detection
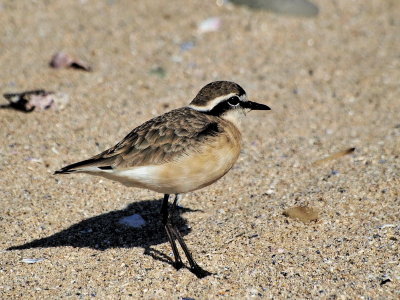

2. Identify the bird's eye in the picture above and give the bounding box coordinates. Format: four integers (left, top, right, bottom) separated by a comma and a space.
227, 96, 240, 106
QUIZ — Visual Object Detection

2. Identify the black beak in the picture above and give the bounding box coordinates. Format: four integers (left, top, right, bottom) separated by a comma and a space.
242, 100, 271, 111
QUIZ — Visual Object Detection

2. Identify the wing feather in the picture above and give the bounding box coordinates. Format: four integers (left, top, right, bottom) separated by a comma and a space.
55, 108, 222, 173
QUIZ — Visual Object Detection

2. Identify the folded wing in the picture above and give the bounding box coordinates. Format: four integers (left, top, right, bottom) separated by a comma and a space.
55, 108, 221, 174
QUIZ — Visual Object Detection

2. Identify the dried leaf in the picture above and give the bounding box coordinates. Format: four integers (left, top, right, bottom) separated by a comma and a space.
50, 52, 92, 71
313, 147, 355, 166
283, 206, 319, 223
3, 90, 69, 112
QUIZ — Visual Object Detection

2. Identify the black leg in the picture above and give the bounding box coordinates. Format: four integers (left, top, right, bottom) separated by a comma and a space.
168, 194, 212, 278
161, 194, 183, 269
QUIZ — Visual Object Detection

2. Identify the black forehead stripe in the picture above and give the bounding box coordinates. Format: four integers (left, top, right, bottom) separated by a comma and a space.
203, 100, 232, 116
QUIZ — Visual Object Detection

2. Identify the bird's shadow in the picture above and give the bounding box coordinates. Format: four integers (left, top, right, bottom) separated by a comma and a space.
7, 198, 199, 268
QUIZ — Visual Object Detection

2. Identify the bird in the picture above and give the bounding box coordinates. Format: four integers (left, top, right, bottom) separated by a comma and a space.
55, 81, 271, 278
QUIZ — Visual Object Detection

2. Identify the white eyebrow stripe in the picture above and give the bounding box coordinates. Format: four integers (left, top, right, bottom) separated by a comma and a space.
188, 93, 246, 112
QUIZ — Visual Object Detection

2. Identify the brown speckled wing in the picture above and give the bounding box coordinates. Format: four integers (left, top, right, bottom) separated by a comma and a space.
88, 107, 221, 168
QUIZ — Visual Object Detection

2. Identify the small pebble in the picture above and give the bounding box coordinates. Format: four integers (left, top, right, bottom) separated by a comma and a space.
283, 206, 319, 223
119, 214, 146, 228
50, 52, 92, 71
21, 258, 45, 264
265, 189, 275, 195
198, 17, 221, 34
149, 66, 166, 78
379, 224, 397, 229
230, 0, 319, 17
180, 41, 195, 51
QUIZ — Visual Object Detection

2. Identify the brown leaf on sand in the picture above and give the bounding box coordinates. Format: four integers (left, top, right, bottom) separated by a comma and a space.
283, 206, 319, 223
50, 52, 92, 71
3, 90, 69, 112
313, 147, 355, 166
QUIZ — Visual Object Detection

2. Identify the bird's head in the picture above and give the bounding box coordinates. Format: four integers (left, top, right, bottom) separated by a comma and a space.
188, 81, 270, 125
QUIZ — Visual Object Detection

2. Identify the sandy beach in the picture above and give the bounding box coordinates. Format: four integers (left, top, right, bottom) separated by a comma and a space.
1, 0, 399, 298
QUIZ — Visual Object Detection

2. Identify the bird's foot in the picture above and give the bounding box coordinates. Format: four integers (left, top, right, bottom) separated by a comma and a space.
173, 261, 184, 270
190, 265, 213, 279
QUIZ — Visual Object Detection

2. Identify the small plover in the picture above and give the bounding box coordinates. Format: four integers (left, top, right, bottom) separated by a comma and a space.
55, 81, 270, 278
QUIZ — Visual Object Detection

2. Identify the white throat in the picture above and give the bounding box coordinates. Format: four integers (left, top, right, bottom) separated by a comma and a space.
221, 108, 246, 128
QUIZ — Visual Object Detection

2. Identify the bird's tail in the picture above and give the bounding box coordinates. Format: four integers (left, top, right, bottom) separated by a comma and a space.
54, 158, 113, 175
